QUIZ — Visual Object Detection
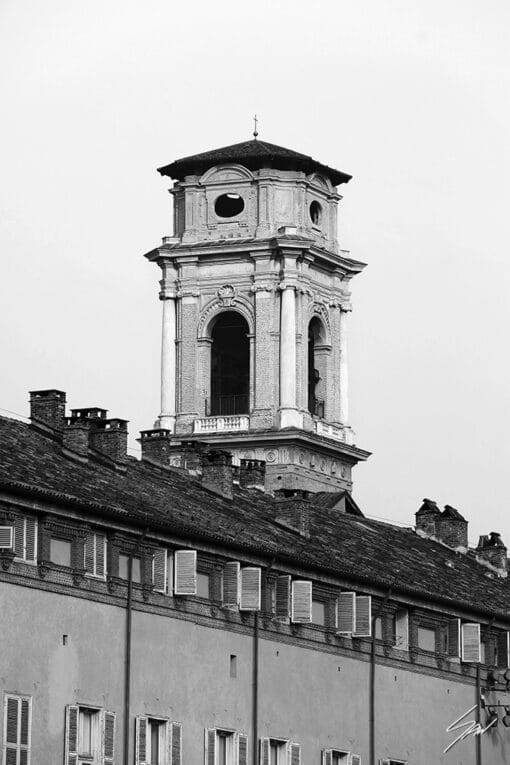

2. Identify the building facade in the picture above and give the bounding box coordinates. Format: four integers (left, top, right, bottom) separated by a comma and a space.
1, 138, 510, 765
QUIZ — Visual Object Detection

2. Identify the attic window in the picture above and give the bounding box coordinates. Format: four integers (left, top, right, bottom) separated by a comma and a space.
310, 200, 322, 225
215, 193, 244, 218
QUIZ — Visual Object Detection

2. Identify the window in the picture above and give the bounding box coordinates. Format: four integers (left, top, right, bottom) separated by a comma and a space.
312, 600, 326, 626
332, 752, 349, 765
417, 626, 436, 652
374, 617, 383, 640
3, 694, 32, 765
136, 717, 182, 765
260, 738, 301, 765
197, 572, 211, 599
50, 537, 72, 567
309, 200, 322, 225
148, 719, 166, 765
153, 549, 173, 594
210, 312, 249, 417
393, 609, 409, 650
84, 532, 106, 578
14, 516, 37, 562
215, 193, 244, 218
118, 554, 141, 583
65, 706, 115, 765
205, 729, 247, 765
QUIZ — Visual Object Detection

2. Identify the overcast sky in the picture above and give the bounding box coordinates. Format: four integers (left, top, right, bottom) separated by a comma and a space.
1, 1, 509, 546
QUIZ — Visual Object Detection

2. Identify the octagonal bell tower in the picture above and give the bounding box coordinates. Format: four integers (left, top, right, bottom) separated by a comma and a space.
143, 137, 370, 493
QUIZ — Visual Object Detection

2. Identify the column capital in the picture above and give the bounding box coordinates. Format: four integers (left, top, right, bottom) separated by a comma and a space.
278, 280, 298, 292
158, 278, 178, 300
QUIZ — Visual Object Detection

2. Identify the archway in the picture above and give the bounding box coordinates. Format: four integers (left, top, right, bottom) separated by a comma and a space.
308, 317, 327, 417
209, 311, 250, 415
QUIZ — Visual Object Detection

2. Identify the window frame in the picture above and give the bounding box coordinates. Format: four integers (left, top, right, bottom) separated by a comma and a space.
13, 515, 38, 564
77, 705, 102, 762
2, 693, 32, 765
49, 536, 73, 568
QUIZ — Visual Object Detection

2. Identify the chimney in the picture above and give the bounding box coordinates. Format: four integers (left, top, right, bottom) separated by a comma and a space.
476, 532, 507, 572
274, 490, 311, 537
239, 459, 266, 491
139, 429, 174, 465
201, 450, 233, 500
29, 389, 66, 430
90, 419, 128, 464
62, 418, 90, 457
415, 498, 441, 537
436, 505, 468, 549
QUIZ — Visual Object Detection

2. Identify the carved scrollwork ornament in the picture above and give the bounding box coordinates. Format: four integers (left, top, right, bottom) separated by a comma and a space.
217, 284, 236, 306
0, 550, 15, 571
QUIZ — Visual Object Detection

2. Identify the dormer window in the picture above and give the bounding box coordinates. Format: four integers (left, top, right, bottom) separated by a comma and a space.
310, 200, 322, 226
215, 193, 244, 218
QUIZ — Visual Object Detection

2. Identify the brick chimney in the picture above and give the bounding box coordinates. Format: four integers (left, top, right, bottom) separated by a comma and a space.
62, 418, 90, 457
29, 389, 66, 430
139, 429, 174, 464
90, 419, 128, 464
239, 459, 266, 491
274, 490, 311, 538
201, 450, 233, 500
436, 505, 468, 549
415, 498, 441, 537
476, 532, 507, 572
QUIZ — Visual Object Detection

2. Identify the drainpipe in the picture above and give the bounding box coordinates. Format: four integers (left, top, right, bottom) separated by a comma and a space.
370, 587, 393, 765
253, 612, 259, 765
476, 663, 482, 765
124, 554, 133, 765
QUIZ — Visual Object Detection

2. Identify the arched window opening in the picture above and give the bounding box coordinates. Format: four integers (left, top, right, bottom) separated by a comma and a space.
308, 317, 326, 418
210, 311, 250, 416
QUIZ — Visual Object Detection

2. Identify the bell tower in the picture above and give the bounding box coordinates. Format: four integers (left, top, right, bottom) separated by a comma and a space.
143, 137, 370, 493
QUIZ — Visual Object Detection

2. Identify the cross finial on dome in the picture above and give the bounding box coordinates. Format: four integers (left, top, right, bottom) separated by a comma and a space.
253, 114, 259, 139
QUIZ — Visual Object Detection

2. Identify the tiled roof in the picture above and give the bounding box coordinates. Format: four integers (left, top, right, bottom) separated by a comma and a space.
157, 139, 351, 187
0, 415, 508, 619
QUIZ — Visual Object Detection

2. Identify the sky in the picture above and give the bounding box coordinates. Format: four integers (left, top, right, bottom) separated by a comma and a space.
1, 1, 509, 546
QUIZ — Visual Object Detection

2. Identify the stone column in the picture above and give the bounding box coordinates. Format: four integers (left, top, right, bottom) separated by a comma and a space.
339, 304, 350, 425
159, 285, 177, 431
279, 280, 302, 429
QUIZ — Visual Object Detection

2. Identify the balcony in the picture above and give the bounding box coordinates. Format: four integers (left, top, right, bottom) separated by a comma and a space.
194, 415, 250, 434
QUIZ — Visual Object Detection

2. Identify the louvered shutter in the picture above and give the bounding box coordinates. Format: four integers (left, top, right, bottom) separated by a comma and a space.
205, 728, 216, 765
336, 592, 356, 634
260, 737, 270, 765
276, 576, 291, 620
238, 733, 248, 765
497, 631, 510, 668
321, 749, 332, 765
288, 742, 301, 765
448, 618, 461, 657
351, 756, 361, 765
240, 568, 261, 611
291, 581, 312, 623
5, 696, 19, 765
0, 526, 13, 548
135, 716, 148, 765
64, 705, 79, 765
96, 534, 106, 577
174, 550, 197, 595
354, 596, 372, 637
25, 518, 37, 562
85, 533, 95, 573
223, 561, 240, 608
153, 548, 168, 593
102, 711, 115, 765
168, 722, 182, 765
462, 623, 481, 663
14, 517, 24, 558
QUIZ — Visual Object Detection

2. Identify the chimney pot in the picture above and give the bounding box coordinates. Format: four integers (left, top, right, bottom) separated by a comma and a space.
436, 505, 468, 548
415, 498, 441, 537
29, 389, 66, 430
476, 532, 507, 572
62, 418, 90, 457
239, 459, 266, 491
201, 450, 233, 499
89, 419, 128, 464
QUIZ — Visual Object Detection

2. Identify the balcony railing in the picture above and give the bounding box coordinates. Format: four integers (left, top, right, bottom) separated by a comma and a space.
207, 394, 249, 417
194, 416, 250, 434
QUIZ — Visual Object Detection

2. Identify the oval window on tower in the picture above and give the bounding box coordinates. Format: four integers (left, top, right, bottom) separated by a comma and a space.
310, 200, 322, 226
215, 193, 245, 218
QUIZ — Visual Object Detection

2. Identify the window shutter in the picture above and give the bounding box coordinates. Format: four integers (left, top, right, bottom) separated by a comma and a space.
135, 716, 148, 765
462, 623, 481, 663
238, 733, 248, 765
288, 742, 301, 765
14, 517, 24, 558
102, 711, 115, 765
25, 518, 37, 562
64, 705, 79, 765
85, 533, 95, 572
321, 749, 332, 765
448, 618, 461, 658
260, 737, 270, 765
497, 631, 510, 668
291, 581, 312, 623
336, 592, 356, 634
223, 561, 240, 608
168, 722, 182, 765
351, 756, 361, 765
96, 534, 106, 577
174, 550, 197, 595
276, 576, 291, 620
5, 696, 20, 765
205, 728, 216, 765
0, 526, 13, 549
353, 595, 372, 637
153, 548, 168, 593
240, 568, 261, 611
